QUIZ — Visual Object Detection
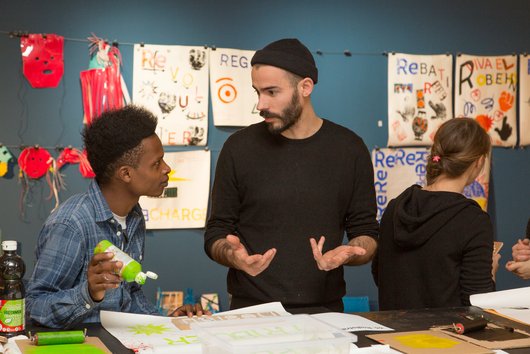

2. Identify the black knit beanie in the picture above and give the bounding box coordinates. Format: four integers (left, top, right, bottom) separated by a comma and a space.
251, 38, 318, 84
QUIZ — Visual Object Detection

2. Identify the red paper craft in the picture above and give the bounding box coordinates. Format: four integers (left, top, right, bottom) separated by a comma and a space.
57, 147, 95, 178
80, 36, 125, 125
20, 34, 64, 88
79, 149, 95, 178
18, 147, 52, 179
56, 147, 82, 170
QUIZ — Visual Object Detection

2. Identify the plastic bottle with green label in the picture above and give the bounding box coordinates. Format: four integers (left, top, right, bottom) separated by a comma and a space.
94, 240, 157, 285
0, 240, 26, 337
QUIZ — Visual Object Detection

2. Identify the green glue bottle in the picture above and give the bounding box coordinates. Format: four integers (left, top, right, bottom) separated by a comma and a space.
94, 240, 157, 285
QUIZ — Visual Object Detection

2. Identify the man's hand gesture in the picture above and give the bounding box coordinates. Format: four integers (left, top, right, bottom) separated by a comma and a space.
310, 236, 367, 271
226, 235, 276, 276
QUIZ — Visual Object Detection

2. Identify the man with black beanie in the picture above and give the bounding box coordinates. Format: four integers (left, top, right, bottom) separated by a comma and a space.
204, 38, 378, 313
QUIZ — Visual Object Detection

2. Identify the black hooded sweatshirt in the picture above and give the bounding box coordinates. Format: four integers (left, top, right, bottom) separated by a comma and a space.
372, 184, 495, 311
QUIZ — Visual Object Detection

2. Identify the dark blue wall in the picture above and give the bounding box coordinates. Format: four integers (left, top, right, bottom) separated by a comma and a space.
1, 0, 529, 311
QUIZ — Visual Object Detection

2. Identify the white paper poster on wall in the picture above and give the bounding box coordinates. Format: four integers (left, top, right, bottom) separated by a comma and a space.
455, 54, 517, 147
387, 53, 453, 146
140, 150, 210, 229
133, 44, 209, 146
519, 55, 530, 146
373, 148, 490, 222
210, 47, 261, 126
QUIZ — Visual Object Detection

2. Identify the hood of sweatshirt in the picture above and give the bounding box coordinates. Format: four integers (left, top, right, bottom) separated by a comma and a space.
392, 184, 479, 249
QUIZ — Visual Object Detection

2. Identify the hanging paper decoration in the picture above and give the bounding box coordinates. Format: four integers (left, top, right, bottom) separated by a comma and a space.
56, 147, 81, 170
18, 146, 52, 179
80, 34, 130, 125
20, 34, 64, 88
17, 146, 63, 216
133, 44, 209, 146
210, 47, 261, 126
56, 147, 95, 179
139, 150, 210, 229
519, 54, 530, 146
373, 148, 490, 222
79, 149, 95, 178
388, 53, 453, 146
0, 145, 15, 178
455, 54, 517, 147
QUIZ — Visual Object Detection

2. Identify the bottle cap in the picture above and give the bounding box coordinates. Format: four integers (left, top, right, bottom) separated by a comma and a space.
2, 241, 17, 251
134, 271, 158, 284
146, 271, 158, 280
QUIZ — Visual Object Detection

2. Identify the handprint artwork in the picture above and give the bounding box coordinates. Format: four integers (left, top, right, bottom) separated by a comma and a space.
428, 101, 447, 119
455, 54, 517, 147
494, 116, 513, 141
498, 91, 514, 112
397, 104, 415, 122
388, 53, 453, 146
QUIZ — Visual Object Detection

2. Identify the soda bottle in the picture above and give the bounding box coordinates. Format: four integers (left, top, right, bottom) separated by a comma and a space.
94, 240, 157, 285
0, 240, 26, 337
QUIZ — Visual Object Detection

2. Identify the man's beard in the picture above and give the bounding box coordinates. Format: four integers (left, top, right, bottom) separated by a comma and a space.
260, 90, 302, 135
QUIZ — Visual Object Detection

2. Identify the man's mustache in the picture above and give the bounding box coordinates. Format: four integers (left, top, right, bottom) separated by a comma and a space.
260, 110, 280, 119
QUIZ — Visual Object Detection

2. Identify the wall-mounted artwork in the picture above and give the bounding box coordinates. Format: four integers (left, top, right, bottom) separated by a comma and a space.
519, 54, 530, 146
373, 148, 490, 222
133, 44, 209, 146
455, 54, 517, 147
210, 47, 261, 126
388, 53, 453, 146
140, 150, 210, 229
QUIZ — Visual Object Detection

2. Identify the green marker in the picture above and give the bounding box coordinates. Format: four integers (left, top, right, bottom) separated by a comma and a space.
94, 240, 157, 285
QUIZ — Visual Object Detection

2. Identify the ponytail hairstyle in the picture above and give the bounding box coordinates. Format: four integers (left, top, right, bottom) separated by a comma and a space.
426, 118, 491, 185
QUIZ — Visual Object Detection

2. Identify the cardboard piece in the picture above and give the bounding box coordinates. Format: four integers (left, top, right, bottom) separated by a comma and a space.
367, 330, 493, 354
485, 308, 530, 326
16, 336, 112, 353
437, 322, 530, 350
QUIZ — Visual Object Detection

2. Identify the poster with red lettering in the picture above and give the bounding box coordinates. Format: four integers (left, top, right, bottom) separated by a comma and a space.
372, 148, 490, 222
455, 54, 517, 147
519, 54, 530, 146
139, 150, 211, 229
133, 44, 209, 146
388, 53, 453, 147
210, 47, 261, 126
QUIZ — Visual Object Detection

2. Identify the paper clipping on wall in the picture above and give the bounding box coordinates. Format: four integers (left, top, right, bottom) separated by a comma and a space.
387, 53, 453, 147
455, 54, 517, 147
518, 54, 530, 146
140, 150, 210, 229
210, 47, 261, 126
373, 147, 491, 222
133, 44, 209, 146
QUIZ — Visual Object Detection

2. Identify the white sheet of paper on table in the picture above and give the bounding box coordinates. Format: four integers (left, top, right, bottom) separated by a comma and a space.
349, 344, 402, 353
470, 286, 530, 325
470, 286, 530, 309
312, 312, 393, 332
101, 302, 290, 353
